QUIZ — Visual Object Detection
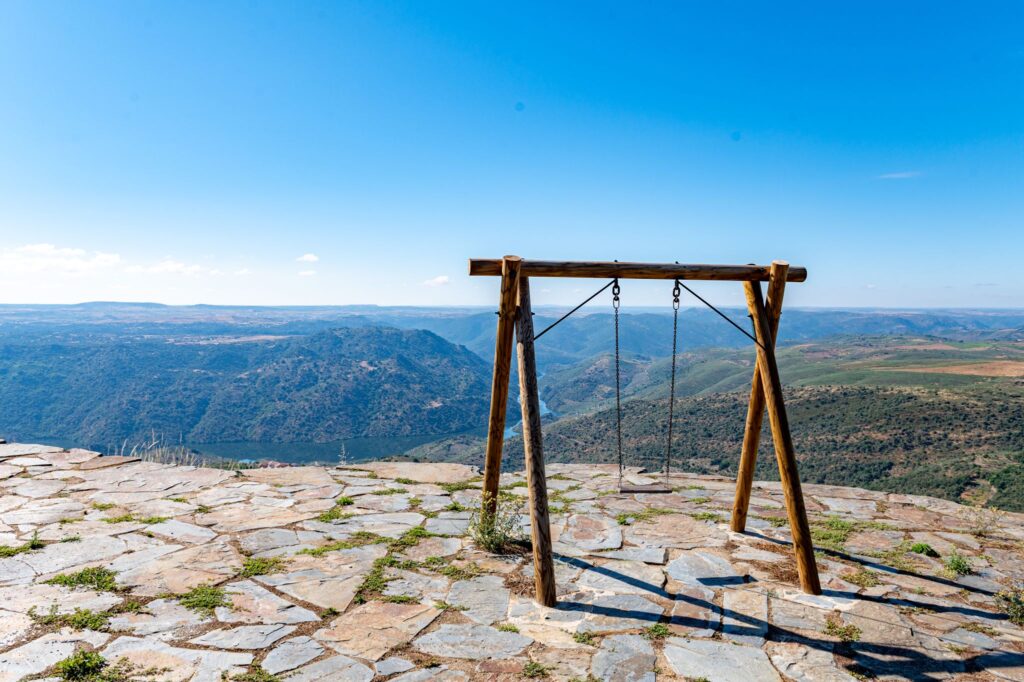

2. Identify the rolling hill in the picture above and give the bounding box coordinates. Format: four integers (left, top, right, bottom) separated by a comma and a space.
0, 327, 495, 447
406, 336, 1024, 510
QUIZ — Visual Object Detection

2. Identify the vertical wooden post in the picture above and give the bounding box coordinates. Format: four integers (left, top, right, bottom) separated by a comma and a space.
482, 256, 522, 518
731, 261, 789, 532
744, 280, 821, 595
515, 277, 558, 607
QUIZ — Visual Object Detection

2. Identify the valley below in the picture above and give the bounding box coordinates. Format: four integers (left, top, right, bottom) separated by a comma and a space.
1, 303, 1022, 509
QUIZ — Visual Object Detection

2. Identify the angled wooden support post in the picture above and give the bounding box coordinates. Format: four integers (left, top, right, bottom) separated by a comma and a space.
515, 276, 557, 607
731, 261, 789, 532
744, 279, 822, 595
482, 256, 522, 518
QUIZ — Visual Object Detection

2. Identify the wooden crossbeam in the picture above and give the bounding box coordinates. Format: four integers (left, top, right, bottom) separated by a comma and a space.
469, 258, 807, 282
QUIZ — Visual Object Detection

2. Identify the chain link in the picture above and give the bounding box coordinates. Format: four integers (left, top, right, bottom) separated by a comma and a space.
613, 279, 623, 485
665, 279, 681, 482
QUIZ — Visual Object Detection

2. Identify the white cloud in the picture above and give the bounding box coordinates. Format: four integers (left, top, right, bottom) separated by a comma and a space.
298, 270, 317, 277
422, 275, 450, 287
125, 259, 205, 276
0, 243, 121, 274
877, 171, 921, 180
296, 253, 319, 263
234, 268, 252, 276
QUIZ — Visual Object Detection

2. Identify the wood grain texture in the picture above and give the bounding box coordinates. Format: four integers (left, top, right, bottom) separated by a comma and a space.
481, 256, 522, 518
515, 276, 558, 607
744, 279, 822, 595
731, 261, 789, 532
469, 259, 807, 282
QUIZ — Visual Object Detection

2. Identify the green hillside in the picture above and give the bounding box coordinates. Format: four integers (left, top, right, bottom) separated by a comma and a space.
408, 337, 1024, 510
0, 327, 494, 447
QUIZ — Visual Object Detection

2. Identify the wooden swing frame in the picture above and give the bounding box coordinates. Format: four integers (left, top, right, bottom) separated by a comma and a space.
469, 256, 821, 607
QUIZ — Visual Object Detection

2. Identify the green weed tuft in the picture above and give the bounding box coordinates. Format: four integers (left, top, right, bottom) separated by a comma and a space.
177, 584, 227, 615
240, 556, 288, 577
54, 650, 107, 680
944, 551, 973, 577
46, 567, 119, 592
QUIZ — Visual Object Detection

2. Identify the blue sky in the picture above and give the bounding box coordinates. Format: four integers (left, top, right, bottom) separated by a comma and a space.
0, 1, 1021, 307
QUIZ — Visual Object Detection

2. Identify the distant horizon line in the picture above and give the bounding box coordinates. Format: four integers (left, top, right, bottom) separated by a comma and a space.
1, 300, 1023, 313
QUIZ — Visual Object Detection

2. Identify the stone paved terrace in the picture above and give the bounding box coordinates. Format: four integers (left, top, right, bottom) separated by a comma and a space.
1, 444, 1024, 681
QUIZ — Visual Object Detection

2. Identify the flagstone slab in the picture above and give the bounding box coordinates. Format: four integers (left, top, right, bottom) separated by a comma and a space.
383, 567, 450, 603
18, 533, 129, 576
571, 592, 665, 633
117, 540, 242, 595
0, 477, 66, 499
148, 518, 218, 543
255, 545, 387, 611
392, 668, 469, 682
333, 511, 427, 538
664, 637, 781, 682
0, 582, 121, 615
0, 495, 27, 515
315, 600, 441, 660
722, 588, 769, 647
666, 550, 744, 588
623, 513, 729, 549
401, 535, 462, 561
560, 514, 623, 551
286, 655, 375, 682
262, 635, 325, 674
425, 512, 471, 536
413, 624, 532, 660
0, 628, 109, 682
353, 493, 414, 512
591, 634, 656, 682
217, 579, 319, 624
669, 585, 719, 637
108, 597, 210, 641
199, 502, 317, 532
244, 466, 338, 487
0, 443, 63, 459
350, 461, 479, 484
190, 623, 296, 649
0, 557, 34, 585
574, 559, 665, 596
78, 455, 141, 470
107, 541, 183, 574
375, 657, 415, 676
446, 574, 510, 624
595, 546, 667, 565
766, 641, 855, 682
102, 635, 252, 681
0, 609, 33, 648
1, 498, 86, 526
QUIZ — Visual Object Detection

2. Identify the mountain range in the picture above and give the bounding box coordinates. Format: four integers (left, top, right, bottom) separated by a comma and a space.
0, 326, 494, 448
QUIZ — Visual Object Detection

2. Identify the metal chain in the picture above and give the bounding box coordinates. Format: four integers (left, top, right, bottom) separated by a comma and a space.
612, 279, 623, 485
664, 280, 681, 483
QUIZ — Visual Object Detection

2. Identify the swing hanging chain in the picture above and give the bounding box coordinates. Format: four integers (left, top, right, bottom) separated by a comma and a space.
533, 279, 616, 342
676, 281, 767, 350
664, 280, 681, 481
612, 279, 623, 485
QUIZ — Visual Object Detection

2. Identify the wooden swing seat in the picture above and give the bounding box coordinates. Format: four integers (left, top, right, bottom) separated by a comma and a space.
619, 482, 673, 494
